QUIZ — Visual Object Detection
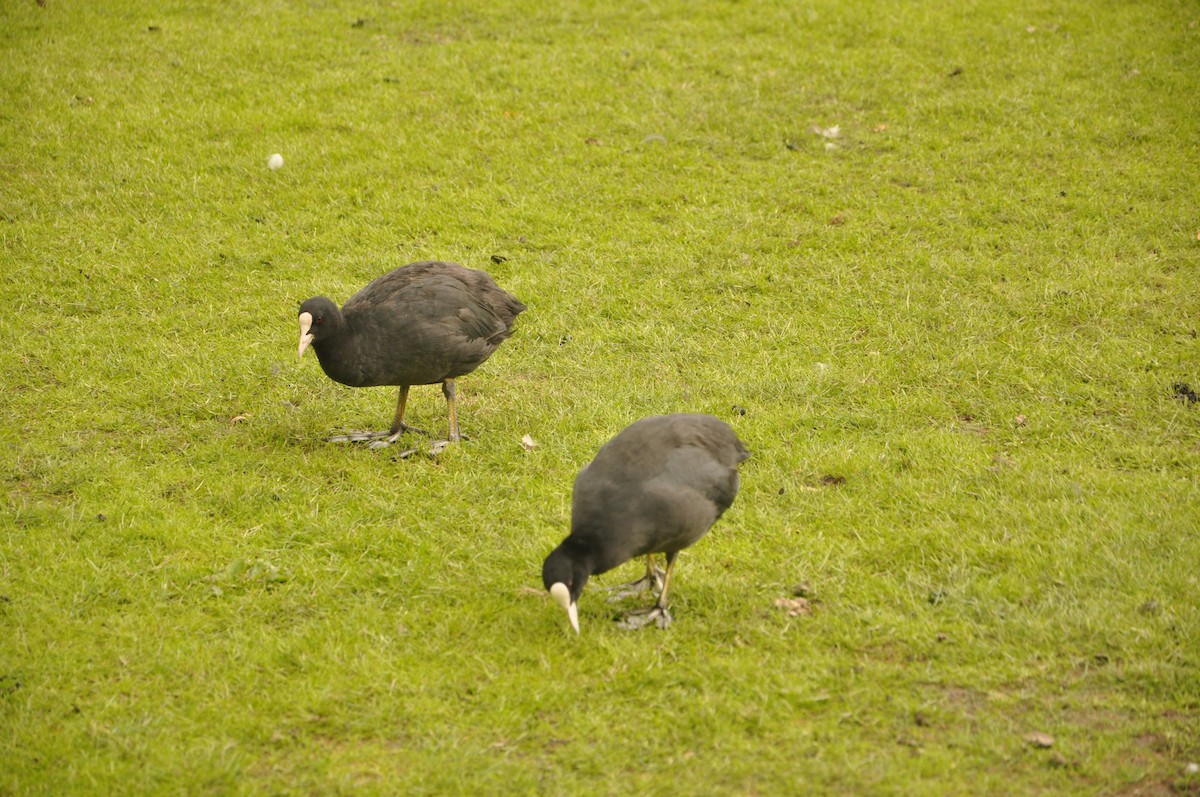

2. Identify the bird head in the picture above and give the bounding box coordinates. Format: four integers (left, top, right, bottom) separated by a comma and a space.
548, 582, 579, 634
542, 546, 588, 634
297, 297, 338, 360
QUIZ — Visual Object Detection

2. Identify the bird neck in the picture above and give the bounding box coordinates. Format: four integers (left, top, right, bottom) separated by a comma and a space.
310, 316, 364, 385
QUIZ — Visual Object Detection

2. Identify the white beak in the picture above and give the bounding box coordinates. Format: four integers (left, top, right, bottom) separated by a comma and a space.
297, 312, 315, 360
549, 582, 580, 634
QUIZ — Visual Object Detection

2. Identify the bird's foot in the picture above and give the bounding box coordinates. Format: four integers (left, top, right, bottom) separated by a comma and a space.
391, 447, 422, 458
398, 422, 429, 436
425, 433, 468, 453
326, 423, 428, 447
615, 605, 673, 631
326, 430, 392, 443
388, 440, 454, 458
604, 567, 667, 602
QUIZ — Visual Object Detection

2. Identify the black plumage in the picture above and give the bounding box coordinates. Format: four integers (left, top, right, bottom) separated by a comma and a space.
543, 413, 750, 632
297, 261, 525, 446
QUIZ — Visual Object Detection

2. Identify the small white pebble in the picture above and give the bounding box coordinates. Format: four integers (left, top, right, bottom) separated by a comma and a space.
268, 153, 284, 170
1186, 762, 1199, 775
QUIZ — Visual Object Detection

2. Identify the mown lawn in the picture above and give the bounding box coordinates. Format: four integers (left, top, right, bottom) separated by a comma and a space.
2, 0, 1198, 794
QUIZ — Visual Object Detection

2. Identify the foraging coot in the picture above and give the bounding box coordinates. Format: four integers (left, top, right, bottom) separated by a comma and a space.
297, 261, 526, 447
543, 414, 750, 633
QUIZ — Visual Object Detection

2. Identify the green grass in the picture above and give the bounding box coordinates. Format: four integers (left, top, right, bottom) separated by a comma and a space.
3, 0, 1199, 793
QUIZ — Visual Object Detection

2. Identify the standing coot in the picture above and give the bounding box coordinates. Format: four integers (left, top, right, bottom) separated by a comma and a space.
297, 261, 525, 447
543, 414, 750, 633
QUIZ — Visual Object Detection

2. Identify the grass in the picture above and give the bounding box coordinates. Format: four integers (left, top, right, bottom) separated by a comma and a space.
2, 0, 1199, 793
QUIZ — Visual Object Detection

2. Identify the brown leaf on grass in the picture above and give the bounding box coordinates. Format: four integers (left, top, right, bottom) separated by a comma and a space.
521, 434, 537, 451
989, 453, 1015, 471
229, 414, 249, 425
1025, 732, 1055, 748
775, 597, 812, 617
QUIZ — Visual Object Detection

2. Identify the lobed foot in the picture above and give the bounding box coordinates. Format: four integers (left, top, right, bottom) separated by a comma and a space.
390, 447, 421, 458
615, 605, 673, 631
326, 423, 429, 446
605, 567, 667, 602
387, 440, 452, 458
327, 430, 393, 443
326, 430, 459, 457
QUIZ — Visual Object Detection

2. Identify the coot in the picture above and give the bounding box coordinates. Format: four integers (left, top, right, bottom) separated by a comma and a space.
297, 261, 525, 447
543, 414, 750, 632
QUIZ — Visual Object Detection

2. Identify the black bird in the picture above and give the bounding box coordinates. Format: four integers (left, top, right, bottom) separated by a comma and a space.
297, 261, 526, 447
543, 413, 750, 633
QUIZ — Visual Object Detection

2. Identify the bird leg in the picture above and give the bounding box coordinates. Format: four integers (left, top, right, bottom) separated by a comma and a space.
605, 554, 667, 602
388, 384, 428, 437
442, 379, 461, 443
616, 553, 678, 630
326, 385, 427, 447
